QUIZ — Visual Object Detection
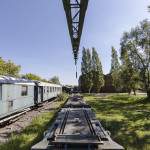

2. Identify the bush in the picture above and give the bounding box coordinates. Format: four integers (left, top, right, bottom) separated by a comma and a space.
57, 93, 68, 101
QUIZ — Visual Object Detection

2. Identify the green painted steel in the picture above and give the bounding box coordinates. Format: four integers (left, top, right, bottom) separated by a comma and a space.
62, 0, 89, 65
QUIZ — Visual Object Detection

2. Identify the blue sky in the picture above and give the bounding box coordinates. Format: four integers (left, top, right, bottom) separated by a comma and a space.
0, 0, 149, 85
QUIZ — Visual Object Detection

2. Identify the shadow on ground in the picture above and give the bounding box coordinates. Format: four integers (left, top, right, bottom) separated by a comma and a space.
85, 94, 150, 150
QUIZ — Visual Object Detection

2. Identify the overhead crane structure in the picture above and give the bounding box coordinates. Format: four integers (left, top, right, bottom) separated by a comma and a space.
62, 0, 89, 72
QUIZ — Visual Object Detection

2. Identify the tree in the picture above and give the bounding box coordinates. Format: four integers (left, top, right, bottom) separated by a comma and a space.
22, 73, 41, 81
120, 20, 150, 98
110, 47, 121, 91
91, 48, 104, 92
80, 48, 93, 93
0, 57, 5, 75
120, 47, 140, 95
49, 76, 60, 84
110, 47, 120, 73
0, 57, 21, 77
86, 49, 93, 93
5, 60, 21, 77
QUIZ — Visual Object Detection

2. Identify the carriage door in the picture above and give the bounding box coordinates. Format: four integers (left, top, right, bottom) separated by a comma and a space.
38, 86, 43, 103
40, 87, 43, 102
34, 85, 38, 105
7, 84, 14, 111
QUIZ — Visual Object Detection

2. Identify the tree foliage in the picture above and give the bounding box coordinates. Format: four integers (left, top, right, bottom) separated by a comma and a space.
22, 73, 42, 81
79, 47, 104, 93
0, 58, 61, 84
0, 57, 21, 77
91, 48, 104, 92
120, 19, 150, 98
110, 47, 120, 73
120, 46, 140, 95
110, 47, 121, 91
49, 76, 60, 84
0, 58, 5, 75
80, 48, 93, 93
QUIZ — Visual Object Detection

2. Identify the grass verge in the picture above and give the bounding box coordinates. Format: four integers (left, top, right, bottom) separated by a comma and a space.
84, 94, 150, 150
0, 95, 67, 150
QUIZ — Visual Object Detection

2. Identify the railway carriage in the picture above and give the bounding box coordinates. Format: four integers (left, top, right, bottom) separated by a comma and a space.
0, 76, 62, 119
34, 81, 62, 104
0, 76, 35, 119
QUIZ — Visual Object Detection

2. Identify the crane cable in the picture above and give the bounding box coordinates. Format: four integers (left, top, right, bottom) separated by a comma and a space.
75, 64, 78, 79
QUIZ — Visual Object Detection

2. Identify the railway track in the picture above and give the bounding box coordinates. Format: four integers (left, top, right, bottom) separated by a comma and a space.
0, 108, 31, 127
31, 95, 124, 150
0, 98, 57, 127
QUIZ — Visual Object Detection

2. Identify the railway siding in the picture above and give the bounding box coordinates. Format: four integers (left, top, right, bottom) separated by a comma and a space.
0, 95, 67, 150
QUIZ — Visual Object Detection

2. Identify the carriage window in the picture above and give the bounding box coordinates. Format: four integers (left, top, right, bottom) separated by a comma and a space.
21, 86, 28, 96
0, 85, 2, 100
39, 87, 41, 94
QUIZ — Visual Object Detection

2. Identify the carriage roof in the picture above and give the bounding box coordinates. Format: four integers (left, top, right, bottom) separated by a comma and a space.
36, 81, 62, 87
0, 76, 35, 85
0, 76, 62, 87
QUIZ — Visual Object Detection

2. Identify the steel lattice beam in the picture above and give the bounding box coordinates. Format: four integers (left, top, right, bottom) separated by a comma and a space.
62, 0, 89, 64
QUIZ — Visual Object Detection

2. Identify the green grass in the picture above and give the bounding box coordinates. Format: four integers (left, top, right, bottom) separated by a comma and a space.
84, 94, 150, 150
0, 99, 66, 150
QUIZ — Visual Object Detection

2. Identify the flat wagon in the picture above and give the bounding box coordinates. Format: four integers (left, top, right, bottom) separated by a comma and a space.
31, 96, 124, 150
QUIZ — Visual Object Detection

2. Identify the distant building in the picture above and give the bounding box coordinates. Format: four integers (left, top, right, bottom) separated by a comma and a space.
101, 74, 116, 93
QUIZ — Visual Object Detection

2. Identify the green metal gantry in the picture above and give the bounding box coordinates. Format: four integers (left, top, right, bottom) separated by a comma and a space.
62, 0, 89, 65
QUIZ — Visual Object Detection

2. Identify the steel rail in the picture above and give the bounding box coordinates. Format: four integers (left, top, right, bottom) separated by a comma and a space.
83, 109, 102, 142
0, 98, 57, 127
59, 109, 69, 134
